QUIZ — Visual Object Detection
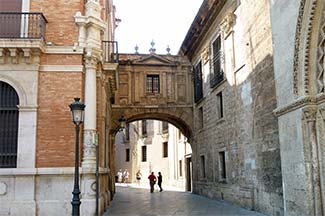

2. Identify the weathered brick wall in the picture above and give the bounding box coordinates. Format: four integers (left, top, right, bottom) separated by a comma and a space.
36, 71, 83, 167
30, 0, 83, 45
190, 0, 283, 215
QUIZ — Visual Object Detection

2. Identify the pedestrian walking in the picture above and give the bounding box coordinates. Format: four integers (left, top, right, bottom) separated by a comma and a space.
148, 172, 157, 193
123, 169, 129, 184
136, 170, 142, 185
157, 172, 163, 192
117, 169, 123, 185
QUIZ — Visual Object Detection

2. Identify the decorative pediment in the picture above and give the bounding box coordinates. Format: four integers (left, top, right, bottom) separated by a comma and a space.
133, 54, 176, 66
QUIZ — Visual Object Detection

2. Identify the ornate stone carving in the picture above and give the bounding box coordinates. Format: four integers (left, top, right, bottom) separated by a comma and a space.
85, 56, 98, 69
293, 0, 318, 95
302, 106, 317, 121
201, 47, 210, 65
273, 95, 316, 117
317, 5, 325, 93
82, 129, 97, 168
220, 12, 236, 38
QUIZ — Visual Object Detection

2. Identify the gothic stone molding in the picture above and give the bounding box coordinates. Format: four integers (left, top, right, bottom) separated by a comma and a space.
293, 0, 318, 95
274, 95, 316, 117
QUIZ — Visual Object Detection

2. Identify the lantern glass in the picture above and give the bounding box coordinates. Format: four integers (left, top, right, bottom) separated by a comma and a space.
72, 109, 84, 125
69, 98, 85, 126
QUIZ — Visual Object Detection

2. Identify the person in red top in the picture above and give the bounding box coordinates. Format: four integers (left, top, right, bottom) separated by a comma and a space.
148, 172, 157, 193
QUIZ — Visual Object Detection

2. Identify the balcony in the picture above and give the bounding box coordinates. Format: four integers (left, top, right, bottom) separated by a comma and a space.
102, 41, 118, 63
0, 12, 48, 61
102, 40, 119, 93
0, 12, 47, 39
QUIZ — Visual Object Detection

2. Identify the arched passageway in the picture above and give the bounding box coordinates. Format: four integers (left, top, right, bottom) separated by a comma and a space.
114, 119, 193, 193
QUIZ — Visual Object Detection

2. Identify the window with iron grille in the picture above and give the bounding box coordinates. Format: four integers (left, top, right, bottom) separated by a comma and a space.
142, 145, 147, 162
217, 92, 223, 119
125, 148, 130, 162
179, 160, 183, 177
194, 61, 203, 102
146, 74, 160, 93
210, 35, 224, 88
142, 120, 147, 137
162, 121, 168, 133
162, 142, 168, 158
0, 81, 19, 168
219, 151, 226, 180
200, 155, 206, 178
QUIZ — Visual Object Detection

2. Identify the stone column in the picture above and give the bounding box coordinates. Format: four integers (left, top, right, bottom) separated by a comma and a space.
303, 106, 323, 215
82, 57, 97, 169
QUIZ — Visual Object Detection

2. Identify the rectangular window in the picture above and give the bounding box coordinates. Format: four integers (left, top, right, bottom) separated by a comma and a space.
162, 121, 168, 133
217, 92, 223, 119
210, 35, 224, 88
200, 155, 206, 178
142, 146, 147, 162
219, 151, 226, 180
125, 123, 130, 141
142, 120, 147, 137
146, 74, 160, 93
179, 160, 183, 177
198, 107, 203, 129
125, 148, 130, 162
163, 142, 168, 158
194, 61, 203, 102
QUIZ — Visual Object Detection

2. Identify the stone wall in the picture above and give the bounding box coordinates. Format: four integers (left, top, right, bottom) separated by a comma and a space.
184, 0, 283, 215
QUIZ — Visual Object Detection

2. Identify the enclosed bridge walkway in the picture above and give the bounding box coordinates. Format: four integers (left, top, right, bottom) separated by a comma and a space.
108, 53, 194, 140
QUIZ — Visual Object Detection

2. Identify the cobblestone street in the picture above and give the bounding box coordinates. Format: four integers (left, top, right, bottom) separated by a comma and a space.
103, 185, 266, 216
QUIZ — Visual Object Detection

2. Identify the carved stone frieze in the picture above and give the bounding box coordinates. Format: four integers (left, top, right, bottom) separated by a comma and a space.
292, 0, 318, 95
317, 4, 325, 93
0, 48, 41, 65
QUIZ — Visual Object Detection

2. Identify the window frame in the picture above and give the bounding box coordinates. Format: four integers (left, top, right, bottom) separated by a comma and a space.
146, 74, 160, 94
210, 34, 225, 88
194, 60, 203, 103
162, 142, 168, 158
141, 145, 147, 162
125, 148, 130, 162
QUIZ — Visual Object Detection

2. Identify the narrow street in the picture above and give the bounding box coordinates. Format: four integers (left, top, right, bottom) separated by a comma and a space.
103, 185, 266, 216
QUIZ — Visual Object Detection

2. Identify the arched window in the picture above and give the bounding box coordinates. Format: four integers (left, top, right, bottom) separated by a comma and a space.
0, 81, 19, 168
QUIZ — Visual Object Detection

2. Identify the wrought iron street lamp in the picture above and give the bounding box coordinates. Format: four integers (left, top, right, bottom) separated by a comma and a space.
118, 115, 126, 130
69, 98, 85, 216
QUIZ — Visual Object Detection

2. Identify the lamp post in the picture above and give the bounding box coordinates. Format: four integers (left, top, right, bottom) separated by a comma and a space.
69, 98, 85, 216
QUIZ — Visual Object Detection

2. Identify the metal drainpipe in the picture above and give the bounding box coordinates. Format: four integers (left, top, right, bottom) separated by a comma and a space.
95, 134, 99, 216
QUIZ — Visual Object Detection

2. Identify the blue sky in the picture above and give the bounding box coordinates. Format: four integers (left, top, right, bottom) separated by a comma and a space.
114, 0, 203, 54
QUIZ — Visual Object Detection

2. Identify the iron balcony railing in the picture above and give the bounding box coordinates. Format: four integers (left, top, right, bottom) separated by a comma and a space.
210, 50, 225, 88
0, 12, 48, 39
102, 41, 119, 63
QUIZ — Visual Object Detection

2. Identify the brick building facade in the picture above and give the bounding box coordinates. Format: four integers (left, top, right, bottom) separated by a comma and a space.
0, 0, 118, 215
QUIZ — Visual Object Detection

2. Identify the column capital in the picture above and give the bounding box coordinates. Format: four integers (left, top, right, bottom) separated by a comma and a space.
302, 106, 317, 122
85, 56, 98, 69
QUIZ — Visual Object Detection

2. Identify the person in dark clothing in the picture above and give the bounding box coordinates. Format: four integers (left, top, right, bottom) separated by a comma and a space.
148, 172, 157, 193
157, 172, 163, 192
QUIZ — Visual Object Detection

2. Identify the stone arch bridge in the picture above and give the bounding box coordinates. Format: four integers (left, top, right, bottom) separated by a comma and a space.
109, 53, 194, 139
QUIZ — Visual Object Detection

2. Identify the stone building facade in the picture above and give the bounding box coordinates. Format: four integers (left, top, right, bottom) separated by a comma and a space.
270, 1, 325, 215
115, 120, 192, 190
0, 0, 118, 215
180, 0, 283, 215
